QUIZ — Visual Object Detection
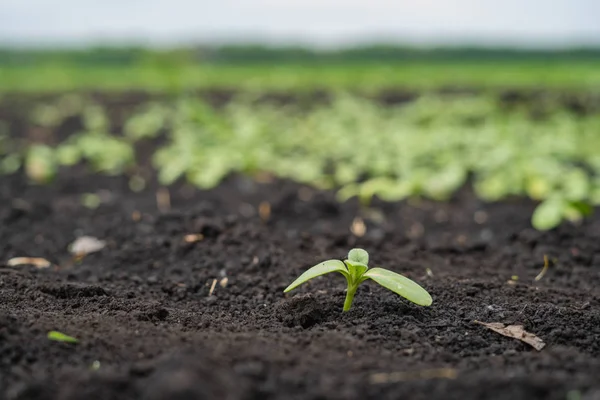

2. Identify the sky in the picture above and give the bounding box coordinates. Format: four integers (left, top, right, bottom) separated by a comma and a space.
1, 0, 600, 48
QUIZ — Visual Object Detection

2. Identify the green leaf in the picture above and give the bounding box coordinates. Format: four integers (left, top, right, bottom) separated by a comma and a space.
345, 260, 368, 279
525, 176, 552, 200
156, 156, 188, 184
347, 248, 369, 265
567, 201, 593, 217
56, 144, 81, 166
363, 267, 432, 306
47, 331, 78, 344
563, 169, 590, 201
25, 145, 56, 184
124, 105, 166, 140
531, 198, 564, 231
284, 260, 348, 293
563, 200, 592, 223
423, 165, 466, 200
81, 193, 101, 209
336, 184, 360, 202
0, 154, 21, 174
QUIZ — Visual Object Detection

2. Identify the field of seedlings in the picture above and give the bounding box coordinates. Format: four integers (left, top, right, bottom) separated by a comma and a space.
1, 52, 600, 400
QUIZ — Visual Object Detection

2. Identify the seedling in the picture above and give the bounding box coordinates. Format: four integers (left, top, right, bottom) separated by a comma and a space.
47, 331, 78, 344
284, 248, 432, 311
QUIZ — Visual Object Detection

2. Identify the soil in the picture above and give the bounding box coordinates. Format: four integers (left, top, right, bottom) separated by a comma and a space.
1, 93, 600, 400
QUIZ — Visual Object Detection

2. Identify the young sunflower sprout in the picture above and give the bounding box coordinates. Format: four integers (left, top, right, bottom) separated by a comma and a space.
284, 248, 432, 311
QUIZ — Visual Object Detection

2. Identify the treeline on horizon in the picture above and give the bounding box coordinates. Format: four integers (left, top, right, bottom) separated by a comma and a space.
2, 44, 600, 66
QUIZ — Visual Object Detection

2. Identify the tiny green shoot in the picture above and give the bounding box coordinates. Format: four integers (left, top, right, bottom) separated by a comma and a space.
81, 193, 101, 209
284, 248, 432, 311
47, 331, 78, 344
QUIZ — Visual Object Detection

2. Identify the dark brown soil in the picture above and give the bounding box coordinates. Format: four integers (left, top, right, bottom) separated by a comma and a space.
1, 93, 600, 400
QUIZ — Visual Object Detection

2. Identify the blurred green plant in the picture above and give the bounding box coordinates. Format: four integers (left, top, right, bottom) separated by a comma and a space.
25, 144, 56, 183
124, 102, 169, 140
152, 94, 600, 230
6, 93, 600, 230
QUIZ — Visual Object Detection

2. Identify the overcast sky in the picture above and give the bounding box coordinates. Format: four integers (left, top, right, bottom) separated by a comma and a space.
1, 0, 600, 48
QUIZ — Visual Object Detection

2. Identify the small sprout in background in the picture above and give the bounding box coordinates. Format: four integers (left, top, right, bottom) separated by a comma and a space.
534, 255, 550, 282
56, 143, 81, 166
82, 105, 110, 132
31, 104, 63, 128
47, 331, 78, 344
532, 197, 593, 231
124, 103, 168, 140
1, 154, 22, 174
532, 197, 564, 230
81, 193, 102, 209
284, 248, 433, 312
0, 133, 24, 175
129, 175, 146, 192
76, 133, 135, 175
91, 360, 101, 371
25, 145, 57, 184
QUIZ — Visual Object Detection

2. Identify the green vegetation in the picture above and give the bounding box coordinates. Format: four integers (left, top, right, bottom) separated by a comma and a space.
3, 45, 600, 66
1, 45, 600, 92
284, 248, 432, 311
3, 92, 599, 230
3, 62, 600, 92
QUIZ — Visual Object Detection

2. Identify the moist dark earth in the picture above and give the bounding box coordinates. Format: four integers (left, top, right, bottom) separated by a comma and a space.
1, 93, 600, 400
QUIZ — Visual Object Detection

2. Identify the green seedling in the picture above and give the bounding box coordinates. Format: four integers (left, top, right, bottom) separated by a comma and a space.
284, 248, 432, 311
25, 144, 57, 184
47, 331, 78, 344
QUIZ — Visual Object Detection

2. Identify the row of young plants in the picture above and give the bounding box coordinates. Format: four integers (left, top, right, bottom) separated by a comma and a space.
1, 93, 599, 230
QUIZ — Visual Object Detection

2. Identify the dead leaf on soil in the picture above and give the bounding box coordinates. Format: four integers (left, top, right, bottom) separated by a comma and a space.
7, 257, 52, 269
184, 233, 204, 243
69, 236, 106, 256
350, 216, 366, 237
474, 321, 546, 351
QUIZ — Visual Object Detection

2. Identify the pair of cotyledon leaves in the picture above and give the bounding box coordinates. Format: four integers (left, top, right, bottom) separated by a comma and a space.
284, 248, 432, 308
